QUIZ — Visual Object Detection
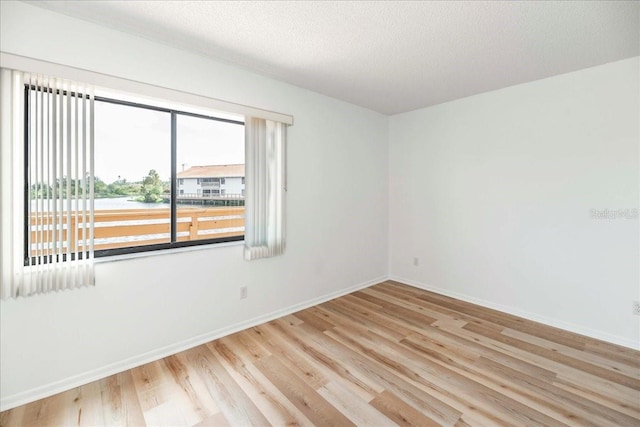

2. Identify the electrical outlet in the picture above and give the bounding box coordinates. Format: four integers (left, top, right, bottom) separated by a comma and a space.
633, 301, 640, 316
413, 257, 419, 267
240, 286, 248, 300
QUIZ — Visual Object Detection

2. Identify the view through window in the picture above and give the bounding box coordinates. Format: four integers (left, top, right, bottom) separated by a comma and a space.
26, 88, 245, 258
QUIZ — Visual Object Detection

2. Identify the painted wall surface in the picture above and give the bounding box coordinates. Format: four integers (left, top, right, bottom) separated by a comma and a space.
180, 178, 200, 195
222, 177, 244, 196
0, 2, 388, 406
389, 57, 640, 348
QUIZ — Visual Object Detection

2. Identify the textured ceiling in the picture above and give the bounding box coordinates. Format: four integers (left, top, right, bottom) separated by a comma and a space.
25, 1, 640, 115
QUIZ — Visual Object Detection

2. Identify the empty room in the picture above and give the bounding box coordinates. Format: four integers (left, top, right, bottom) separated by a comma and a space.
0, 1, 638, 426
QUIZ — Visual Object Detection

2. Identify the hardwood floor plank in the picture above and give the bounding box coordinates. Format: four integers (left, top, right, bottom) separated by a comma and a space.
250, 323, 328, 390
474, 356, 639, 426
319, 298, 408, 342
398, 333, 606, 426
218, 330, 272, 362
345, 327, 566, 426
163, 354, 220, 425
291, 309, 336, 332
0, 404, 25, 427
359, 287, 458, 323
2, 280, 638, 426
348, 291, 439, 328
502, 327, 640, 379
423, 321, 560, 382
140, 401, 190, 427
206, 338, 314, 426
323, 326, 513, 425
553, 374, 640, 417
453, 416, 475, 427
20, 386, 90, 427
171, 351, 226, 420
552, 386, 640, 422
367, 283, 470, 317
269, 319, 384, 402
383, 281, 591, 351
439, 313, 640, 411
289, 317, 464, 425
130, 360, 170, 413
254, 355, 356, 427
370, 390, 442, 427
133, 355, 216, 426
322, 297, 413, 341
464, 322, 640, 390
584, 340, 640, 367
181, 344, 270, 426
279, 314, 305, 327
99, 371, 147, 427
317, 380, 397, 426
402, 335, 611, 424
192, 411, 231, 427
76, 381, 106, 426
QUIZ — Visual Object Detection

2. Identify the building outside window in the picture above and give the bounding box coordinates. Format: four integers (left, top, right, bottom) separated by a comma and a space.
177, 164, 245, 205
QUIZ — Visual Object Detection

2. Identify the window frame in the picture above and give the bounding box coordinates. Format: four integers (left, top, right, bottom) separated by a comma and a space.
24, 87, 247, 261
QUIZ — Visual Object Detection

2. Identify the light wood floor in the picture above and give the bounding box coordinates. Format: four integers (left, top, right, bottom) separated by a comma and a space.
2, 280, 639, 426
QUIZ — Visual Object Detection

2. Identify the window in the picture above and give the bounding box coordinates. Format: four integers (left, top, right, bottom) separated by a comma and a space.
25, 89, 245, 257
2, 59, 290, 299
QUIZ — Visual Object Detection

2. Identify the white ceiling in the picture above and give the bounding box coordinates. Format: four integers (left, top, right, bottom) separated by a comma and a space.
25, 1, 640, 115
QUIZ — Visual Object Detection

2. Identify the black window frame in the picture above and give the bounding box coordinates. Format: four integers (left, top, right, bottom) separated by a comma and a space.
24, 86, 246, 261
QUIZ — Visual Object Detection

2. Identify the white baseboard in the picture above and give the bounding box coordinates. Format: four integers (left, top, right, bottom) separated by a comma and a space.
389, 275, 640, 351
0, 275, 386, 411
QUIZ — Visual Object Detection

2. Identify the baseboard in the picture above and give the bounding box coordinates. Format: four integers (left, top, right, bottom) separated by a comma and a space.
390, 275, 640, 351
0, 275, 387, 411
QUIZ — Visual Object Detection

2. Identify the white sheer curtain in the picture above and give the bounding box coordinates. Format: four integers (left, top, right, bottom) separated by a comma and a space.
244, 117, 287, 260
0, 69, 95, 300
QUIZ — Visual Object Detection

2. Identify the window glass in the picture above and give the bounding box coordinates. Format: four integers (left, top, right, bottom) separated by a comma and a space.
176, 115, 245, 242
94, 101, 171, 251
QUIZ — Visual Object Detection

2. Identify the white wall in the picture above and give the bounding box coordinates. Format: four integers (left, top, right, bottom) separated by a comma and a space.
389, 57, 640, 348
180, 178, 200, 195
0, 2, 388, 408
223, 177, 244, 196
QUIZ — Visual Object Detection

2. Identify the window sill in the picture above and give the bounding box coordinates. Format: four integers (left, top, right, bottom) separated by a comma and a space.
94, 240, 244, 265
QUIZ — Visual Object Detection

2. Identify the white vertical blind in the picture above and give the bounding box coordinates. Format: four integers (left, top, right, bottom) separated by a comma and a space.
0, 69, 95, 300
243, 117, 287, 260
0, 69, 23, 299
